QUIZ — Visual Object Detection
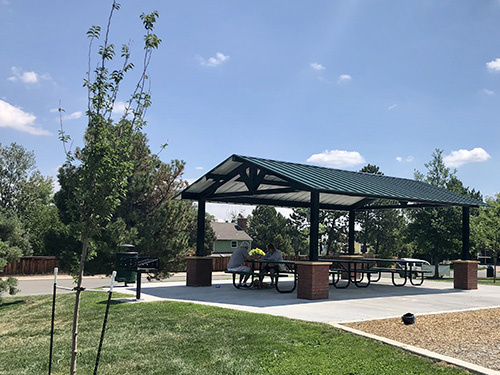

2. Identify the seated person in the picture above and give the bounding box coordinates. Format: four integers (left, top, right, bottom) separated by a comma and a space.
227, 241, 252, 286
259, 243, 283, 286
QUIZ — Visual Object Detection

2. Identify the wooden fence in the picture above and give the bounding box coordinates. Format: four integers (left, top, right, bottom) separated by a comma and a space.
2, 256, 59, 276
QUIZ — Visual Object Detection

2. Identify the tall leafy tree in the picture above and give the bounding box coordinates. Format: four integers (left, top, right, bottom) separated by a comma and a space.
56, 3, 162, 373
473, 194, 500, 282
356, 164, 408, 257
0, 143, 55, 299
0, 211, 26, 301
409, 149, 481, 277
289, 208, 348, 256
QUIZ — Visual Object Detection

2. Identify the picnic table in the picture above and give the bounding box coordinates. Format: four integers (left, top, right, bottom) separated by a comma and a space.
321, 257, 432, 288
225, 259, 297, 293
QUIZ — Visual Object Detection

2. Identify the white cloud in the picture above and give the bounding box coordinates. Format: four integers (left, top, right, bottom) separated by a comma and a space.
388, 104, 398, 111
337, 74, 352, 83
8, 67, 51, 84
195, 166, 203, 170
198, 52, 229, 67
310, 62, 325, 71
396, 155, 414, 163
0, 100, 51, 135
483, 89, 495, 95
444, 147, 491, 168
486, 58, 500, 72
112, 100, 128, 115
307, 149, 365, 168
63, 111, 82, 121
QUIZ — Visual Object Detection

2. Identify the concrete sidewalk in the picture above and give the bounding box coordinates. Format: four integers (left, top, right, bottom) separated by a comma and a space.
113, 277, 500, 324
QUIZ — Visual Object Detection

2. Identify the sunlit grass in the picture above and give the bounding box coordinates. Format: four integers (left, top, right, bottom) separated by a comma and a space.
0, 293, 471, 375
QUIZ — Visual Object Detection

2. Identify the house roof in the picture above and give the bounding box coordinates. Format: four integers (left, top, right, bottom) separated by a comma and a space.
180, 154, 487, 210
210, 222, 253, 241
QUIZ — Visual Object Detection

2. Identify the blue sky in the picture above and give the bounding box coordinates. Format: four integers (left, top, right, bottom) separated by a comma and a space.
1, 1, 500, 220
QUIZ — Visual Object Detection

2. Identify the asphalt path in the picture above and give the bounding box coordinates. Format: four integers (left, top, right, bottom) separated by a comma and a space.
11, 272, 231, 297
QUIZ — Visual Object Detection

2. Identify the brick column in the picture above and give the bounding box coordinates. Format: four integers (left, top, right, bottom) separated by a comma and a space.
186, 256, 213, 287
453, 260, 479, 290
296, 261, 331, 300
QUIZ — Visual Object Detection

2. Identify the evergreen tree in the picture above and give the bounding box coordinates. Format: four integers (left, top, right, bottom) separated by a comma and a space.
248, 206, 293, 255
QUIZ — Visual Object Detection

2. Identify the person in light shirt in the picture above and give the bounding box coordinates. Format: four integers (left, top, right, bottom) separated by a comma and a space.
227, 241, 252, 286
259, 243, 283, 287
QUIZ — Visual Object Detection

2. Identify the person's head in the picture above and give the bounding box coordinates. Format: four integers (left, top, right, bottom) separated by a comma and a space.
241, 241, 249, 250
267, 243, 276, 253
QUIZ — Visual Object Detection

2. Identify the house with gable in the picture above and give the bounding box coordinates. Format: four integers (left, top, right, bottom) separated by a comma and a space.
210, 217, 253, 254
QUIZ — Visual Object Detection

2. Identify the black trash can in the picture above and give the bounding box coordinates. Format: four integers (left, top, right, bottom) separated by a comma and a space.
487, 265, 494, 278
402, 312, 415, 325
115, 252, 138, 284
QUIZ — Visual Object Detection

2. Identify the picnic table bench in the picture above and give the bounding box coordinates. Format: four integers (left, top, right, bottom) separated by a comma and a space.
325, 259, 378, 288
322, 257, 432, 287
226, 259, 297, 293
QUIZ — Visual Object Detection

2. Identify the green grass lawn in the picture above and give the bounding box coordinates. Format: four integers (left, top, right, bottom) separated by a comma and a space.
0, 293, 471, 375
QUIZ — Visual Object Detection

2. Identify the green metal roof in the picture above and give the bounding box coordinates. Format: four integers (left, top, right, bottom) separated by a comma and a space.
179, 154, 487, 210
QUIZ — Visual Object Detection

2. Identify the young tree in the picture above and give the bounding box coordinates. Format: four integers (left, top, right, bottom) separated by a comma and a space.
56, 3, 162, 373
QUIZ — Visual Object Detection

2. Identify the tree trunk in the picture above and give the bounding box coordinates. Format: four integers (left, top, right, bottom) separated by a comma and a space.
434, 262, 439, 279
70, 235, 90, 375
494, 255, 497, 283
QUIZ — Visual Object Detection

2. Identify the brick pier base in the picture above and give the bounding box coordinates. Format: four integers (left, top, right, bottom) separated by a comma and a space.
186, 256, 212, 287
296, 261, 331, 300
453, 260, 479, 290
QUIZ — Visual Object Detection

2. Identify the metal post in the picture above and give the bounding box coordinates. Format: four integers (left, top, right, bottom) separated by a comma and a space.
196, 199, 206, 256
349, 210, 355, 255
93, 271, 116, 375
309, 191, 320, 261
462, 206, 470, 260
136, 271, 142, 300
48, 267, 58, 375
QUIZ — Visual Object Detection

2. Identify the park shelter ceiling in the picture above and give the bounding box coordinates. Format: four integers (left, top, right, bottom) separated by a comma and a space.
179, 155, 487, 210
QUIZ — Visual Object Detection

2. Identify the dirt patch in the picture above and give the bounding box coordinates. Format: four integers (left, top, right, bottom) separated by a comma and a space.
344, 307, 500, 371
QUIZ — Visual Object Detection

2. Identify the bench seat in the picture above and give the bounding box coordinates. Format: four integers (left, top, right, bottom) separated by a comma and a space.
224, 270, 290, 290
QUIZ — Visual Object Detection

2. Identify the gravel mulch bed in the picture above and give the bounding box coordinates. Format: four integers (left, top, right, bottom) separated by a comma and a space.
344, 307, 500, 372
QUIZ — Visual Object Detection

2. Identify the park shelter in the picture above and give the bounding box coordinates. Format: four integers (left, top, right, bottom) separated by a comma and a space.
180, 154, 487, 259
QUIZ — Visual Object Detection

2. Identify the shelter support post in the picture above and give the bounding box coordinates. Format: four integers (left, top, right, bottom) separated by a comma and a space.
186, 199, 212, 287
453, 260, 478, 290
348, 210, 355, 255
462, 206, 470, 260
196, 199, 206, 256
309, 191, 320, 261
296, 261, 331, 300
186, 257, 212, 287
